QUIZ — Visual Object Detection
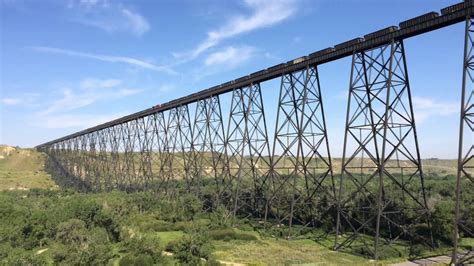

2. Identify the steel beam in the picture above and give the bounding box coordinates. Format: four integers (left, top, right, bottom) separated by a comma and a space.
192, 96, 227, 209
453, 16, 474, 265
223, 83, 272, 219
335, 40, 433, 260
266, 65, 335, 238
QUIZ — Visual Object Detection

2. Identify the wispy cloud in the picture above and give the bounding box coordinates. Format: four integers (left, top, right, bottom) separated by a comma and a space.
191, 46, 256, 80
175, 0, 298, 61
1, 98, 22, 106
79, 78, 122, 89
33, 113, 129, 129
158, 84, 174, 93
67, 0, 150, 36
39, 78, 142, 115
1, 93, 40, 107
413, 96, 458, 123
31, 46, 176, 74
204, 46, 255, 67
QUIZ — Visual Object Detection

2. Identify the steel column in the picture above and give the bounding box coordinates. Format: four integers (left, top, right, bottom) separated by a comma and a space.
223, 83, 272, 219
453, 16, 474, 265
267, 65, 335, 238
335, 40, 433, 260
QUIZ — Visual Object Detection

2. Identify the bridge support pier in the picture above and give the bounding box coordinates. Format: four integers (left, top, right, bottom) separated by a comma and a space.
335, 40, 433, 260
192, 96, 227, 210
453, 16, 474, 265
223, 83, 272, 220
266, 65, 335, 238
166, 105, 194, 197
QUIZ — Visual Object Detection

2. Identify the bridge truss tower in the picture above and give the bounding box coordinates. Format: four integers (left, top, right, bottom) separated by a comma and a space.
192, 96, 227, 210
223, 83, 272, 220
453, 16, 474, 265
335, 40, 433, 260
267, 65, 335, 238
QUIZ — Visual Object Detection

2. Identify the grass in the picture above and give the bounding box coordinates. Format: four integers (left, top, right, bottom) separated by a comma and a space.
155, 231, 185, 246
212, 238, 376, 265
0, 146, 56, 190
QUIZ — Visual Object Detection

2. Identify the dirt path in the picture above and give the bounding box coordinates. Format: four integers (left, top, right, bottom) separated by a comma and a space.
390, 255, 451, 266
162, 250, 245, 265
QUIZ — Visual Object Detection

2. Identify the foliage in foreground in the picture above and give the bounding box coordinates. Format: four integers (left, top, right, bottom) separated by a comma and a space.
0, 172, 472, 265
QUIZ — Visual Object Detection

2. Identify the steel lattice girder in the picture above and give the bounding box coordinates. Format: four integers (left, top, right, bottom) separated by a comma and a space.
453, 16, 474, 265
192, 96, 227, 208
222, 83, 272, 219
266, 65, 335, 238
335, 40, 433, 260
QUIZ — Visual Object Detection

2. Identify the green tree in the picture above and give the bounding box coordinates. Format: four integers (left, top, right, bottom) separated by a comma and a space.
174, 225, 213, 265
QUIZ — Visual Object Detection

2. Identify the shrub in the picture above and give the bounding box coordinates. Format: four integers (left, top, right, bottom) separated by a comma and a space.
123, 235, 163, 263
174, 226, 213, 265
5, 251, 48, 266
165, 239, 180, 252
55, 219, 88, 247
408, 244, 424, 259
432, 200, 455, 244
208, 228, 258, 241
209, 205, 233, 229
119, 254, 154, 266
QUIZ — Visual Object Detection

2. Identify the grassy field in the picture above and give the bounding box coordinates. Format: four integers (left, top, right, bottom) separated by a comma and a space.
0, 145, 56, 190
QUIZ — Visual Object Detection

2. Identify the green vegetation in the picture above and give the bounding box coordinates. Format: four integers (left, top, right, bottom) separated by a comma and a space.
0, 145, 56, 190
0, 146, 472, 265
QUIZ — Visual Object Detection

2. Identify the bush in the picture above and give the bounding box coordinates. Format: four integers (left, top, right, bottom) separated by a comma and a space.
208, 228, 258, 241
165, 239, 180, 252
122, 235, 163, 263
432, 200, 455, 245
174, 226, 213, 265
74, 243, 114, 265
55, 219, 88, 247
209, 205, 233, 229
119, 254, 154, 266
408, 244, 424, 259
132, 215, 173, 232
5, 251, 48, 266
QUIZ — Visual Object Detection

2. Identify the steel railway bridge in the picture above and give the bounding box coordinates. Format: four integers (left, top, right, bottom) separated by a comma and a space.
37, 1, 473, 263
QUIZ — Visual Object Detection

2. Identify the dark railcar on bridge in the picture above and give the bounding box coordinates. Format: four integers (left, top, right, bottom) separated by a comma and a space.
309, 47, 335, 58
250, 69, 267, 78
267, 63, 286, 72
235, 75, 249, 84
221, 81, 232, 88
399, 12, 439, 29
441, 1, 471, 15
364, 26, 398, 40
286, 56, 307, 65
334, 37, 365, 50
207, 85, 220, 94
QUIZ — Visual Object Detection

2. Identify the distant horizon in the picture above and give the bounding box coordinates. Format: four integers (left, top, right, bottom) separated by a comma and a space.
0, 143, 460, 161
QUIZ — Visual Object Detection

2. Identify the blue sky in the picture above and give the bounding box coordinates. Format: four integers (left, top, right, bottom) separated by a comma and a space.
0, 0, 467, 158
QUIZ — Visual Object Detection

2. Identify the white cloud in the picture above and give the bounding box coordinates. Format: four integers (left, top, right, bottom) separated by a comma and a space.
121, 8, 150, 36
204, 46, 255, 67
34, 113, 128, 129
0, 93, 40, 107
39, 78, 142, 115
177, 0, 298, 60
158, 84, 174, 93
68, 0, 150, 36
413, 96, 458, 123
79, 78, 122, 89
32, 46, 176, 74
1, 98, 22, 106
